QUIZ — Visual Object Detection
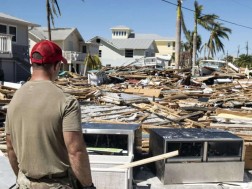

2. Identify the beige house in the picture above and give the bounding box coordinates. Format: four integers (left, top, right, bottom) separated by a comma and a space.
29, 27, 99, 74
154, 39, 175, 62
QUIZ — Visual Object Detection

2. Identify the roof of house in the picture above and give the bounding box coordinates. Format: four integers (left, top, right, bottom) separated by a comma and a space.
0, 13, 39, 27
110, 25, 132, 30
29, 27, 84, 42
88, 36, 154, 50
110, 38, 154, 49
135, 34, 175, 41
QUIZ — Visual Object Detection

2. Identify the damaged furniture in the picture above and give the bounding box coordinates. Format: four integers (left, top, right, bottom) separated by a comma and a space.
82, 122, 141, 189
149, 128, 244, 184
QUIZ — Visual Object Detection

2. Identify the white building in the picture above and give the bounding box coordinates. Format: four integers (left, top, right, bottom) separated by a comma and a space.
88, 25, 175, 68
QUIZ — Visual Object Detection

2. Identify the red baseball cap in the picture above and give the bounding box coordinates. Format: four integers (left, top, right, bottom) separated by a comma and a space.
30, 40, 67, 64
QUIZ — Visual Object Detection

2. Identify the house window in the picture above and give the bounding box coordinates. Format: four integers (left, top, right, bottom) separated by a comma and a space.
0, 24, 7, 34
168, 43, 171, 47
9, 26, 16, 42
82, 46, 87, 53
125, 49, 133, 58
99, 50, 102, 57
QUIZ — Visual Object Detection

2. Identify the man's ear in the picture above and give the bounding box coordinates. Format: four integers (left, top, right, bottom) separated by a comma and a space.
53, 62, 60, 71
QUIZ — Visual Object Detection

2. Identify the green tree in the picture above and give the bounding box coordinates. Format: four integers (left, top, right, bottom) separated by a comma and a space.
223, 55, 234, 63
207, 22, 232, 58
83, 54, 102, 76
46, 0, 61, 41
181, 12, 202, 68
234, 54, 252, 68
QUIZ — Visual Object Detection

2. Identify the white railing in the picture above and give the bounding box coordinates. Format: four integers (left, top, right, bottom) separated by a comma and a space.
0, 34, 12, 56
63, 51, 86, 63
144, 57, 158, 66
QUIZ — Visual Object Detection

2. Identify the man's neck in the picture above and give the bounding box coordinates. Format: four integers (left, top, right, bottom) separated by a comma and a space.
30, 70, 53, 81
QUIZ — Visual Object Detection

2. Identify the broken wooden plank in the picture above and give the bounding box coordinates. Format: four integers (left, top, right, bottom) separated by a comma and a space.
174, 111, 204, 122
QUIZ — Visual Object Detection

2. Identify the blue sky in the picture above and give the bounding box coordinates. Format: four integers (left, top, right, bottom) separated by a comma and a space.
1, 0, 252, 59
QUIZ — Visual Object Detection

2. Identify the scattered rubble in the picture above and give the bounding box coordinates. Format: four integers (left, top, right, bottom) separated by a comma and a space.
1, 66, 252, 168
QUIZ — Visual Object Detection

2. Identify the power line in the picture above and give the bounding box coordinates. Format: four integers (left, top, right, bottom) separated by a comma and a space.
161, 0, 252, 30
230, 0, 252, 10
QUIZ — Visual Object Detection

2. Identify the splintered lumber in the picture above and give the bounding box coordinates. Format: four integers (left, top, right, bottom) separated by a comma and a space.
216, 108, 252, 118
91, 109, 140, 118
111, 150, 178, 169
174, 111, 204, 122
210, 123, 252, 129
163, 94, 188, 100
124, 88, 161, 98
212, 108, 252, 124
149, 102, 206, 128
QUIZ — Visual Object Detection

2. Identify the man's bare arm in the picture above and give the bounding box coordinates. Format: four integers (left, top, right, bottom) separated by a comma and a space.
6, 134, 19, 176
63, 131, 93, 187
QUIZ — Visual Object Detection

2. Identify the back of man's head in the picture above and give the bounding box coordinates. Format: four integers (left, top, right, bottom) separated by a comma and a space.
30, 40, 67, 65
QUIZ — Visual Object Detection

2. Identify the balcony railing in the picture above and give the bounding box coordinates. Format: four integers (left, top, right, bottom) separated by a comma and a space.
63, 51, 86, 63
0, 34, 12, 58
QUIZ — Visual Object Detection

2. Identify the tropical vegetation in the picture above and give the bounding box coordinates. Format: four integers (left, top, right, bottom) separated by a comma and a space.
176, 0, 232, 70
234, 54, 252, 68
46, 0, 61, 41
83, 54, 102, 76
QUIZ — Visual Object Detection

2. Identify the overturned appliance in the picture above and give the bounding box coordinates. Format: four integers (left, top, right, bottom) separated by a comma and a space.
82, 122, 141, 189
149, 128, 244, 184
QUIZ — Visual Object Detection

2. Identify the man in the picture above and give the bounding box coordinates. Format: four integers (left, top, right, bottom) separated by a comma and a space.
5, 40, 95, 189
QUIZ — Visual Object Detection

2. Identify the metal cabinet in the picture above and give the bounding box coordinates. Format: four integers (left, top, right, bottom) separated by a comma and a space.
82, 122, 141, 189
149, 128, 244, 184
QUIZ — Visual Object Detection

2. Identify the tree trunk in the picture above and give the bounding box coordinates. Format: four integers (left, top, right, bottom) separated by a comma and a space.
175, 0, 182, 69
192, 5, 197, 75
46, 0, 52, 41
192, 32, 197, 75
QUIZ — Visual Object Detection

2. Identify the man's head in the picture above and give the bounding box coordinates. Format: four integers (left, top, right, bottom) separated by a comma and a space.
30, 40, 67, 65
30, 40, 67, 81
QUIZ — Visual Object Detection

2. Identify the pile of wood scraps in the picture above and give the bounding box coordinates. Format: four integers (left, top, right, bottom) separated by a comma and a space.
0, 127, 6, 156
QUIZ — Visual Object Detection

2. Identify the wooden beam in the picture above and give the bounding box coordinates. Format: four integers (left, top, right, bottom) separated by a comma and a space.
111, 150, 178, 169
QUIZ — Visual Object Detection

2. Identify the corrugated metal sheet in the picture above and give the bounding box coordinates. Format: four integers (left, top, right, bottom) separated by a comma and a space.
110, 38, 153, 49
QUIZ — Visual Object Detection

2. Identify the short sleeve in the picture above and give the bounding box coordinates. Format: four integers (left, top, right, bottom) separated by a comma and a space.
63, 96, 82, 132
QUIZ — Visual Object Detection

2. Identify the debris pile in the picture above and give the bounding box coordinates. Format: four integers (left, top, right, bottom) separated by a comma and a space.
1, 66, 252, 168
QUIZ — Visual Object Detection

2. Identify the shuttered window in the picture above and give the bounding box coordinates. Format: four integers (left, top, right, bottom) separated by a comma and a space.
9, 26, 16, 42
125, 49, 133, 58
0, 24, 7, 34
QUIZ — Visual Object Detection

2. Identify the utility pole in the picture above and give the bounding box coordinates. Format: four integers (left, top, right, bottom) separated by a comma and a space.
237, 45, 240, 58
246, 41, 249, 56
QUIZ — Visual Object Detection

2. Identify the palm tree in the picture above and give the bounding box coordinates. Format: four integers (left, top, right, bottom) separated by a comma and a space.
181, 8, 202, 68
192, 1, 217, 74
234, 54, 252, 68
46, 0, 61, 41
207, 22, 232, 58
174, 0, 182, 69
83, 54, 102, 76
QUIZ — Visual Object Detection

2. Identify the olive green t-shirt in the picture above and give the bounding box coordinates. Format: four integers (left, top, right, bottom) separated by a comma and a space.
5, 80, 82, 179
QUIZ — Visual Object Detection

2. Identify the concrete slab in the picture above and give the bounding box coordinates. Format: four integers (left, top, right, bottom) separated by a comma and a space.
0, 156, 16, 189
